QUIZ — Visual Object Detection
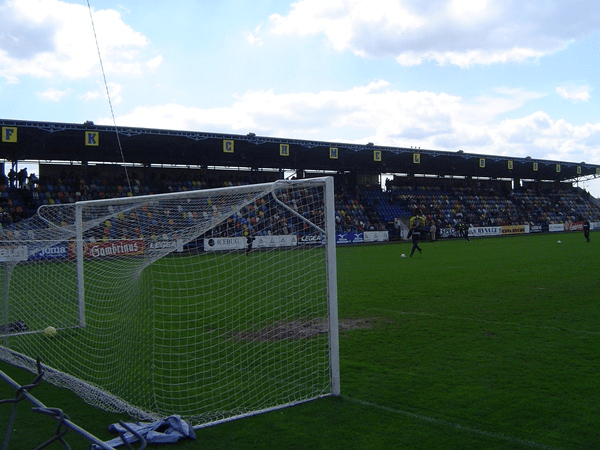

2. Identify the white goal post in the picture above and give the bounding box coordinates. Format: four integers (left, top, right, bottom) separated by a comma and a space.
0, 176, 339, 427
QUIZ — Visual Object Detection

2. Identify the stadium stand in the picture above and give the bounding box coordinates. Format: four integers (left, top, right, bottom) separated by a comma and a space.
2, 120, 600, 235
2, 165, 600, 237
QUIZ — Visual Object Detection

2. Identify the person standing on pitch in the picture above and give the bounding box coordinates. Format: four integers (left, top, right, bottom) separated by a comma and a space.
583, 219, 591, 243
245, 232, 253, 254
407, 223, 423, 257
464, 222, 471, 242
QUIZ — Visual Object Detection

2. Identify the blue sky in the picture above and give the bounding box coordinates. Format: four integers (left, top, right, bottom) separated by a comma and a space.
2, 0, 600, 195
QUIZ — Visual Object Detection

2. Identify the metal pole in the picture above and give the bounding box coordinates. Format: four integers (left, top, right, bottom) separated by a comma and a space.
324, 177, 340, 396
0, 369, 115, 450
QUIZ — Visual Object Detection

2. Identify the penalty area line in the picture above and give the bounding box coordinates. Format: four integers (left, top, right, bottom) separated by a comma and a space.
370, 308, 600, 336
344, 396, 564, 450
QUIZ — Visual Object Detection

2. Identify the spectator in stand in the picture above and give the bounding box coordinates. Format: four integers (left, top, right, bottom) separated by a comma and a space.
28, 172, 39, 188
245, 231, 253, 254
8, 168, 16, 188
17, 168, 27, 188
429, 221, 436, 241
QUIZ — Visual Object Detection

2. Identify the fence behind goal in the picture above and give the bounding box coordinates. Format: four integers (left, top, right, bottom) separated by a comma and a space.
0, 177, 339, 427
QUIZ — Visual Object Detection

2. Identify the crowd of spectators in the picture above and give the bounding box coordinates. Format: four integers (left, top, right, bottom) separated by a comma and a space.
0, 167, 274, 228
0, 167, 327, 239
335, 191, 386, 233
206, 188, 325, 239
370, 178, 600, 237
358, 178, 600, 237
1, 167, 600, 235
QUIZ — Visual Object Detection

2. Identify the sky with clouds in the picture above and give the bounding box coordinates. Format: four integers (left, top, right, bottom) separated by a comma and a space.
2, 0, 600, 195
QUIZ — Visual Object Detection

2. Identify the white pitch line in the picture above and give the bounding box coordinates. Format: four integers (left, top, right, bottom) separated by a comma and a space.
369, 309, 600, 336
345, 396, 565, 450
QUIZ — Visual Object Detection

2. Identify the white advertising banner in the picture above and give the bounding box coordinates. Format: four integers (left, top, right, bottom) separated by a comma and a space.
470, 226, 502, 237
204, 237, 246, 251
204, 235, 298, 251
549, 224, 565, 233
0, 245, 28, 262
364, 231, 389, 242
253, 235, 298, 248
148, 239, 184, 252
298, 235, 325, 245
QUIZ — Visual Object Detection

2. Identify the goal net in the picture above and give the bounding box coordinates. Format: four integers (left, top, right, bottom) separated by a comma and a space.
0, 176, 339, 427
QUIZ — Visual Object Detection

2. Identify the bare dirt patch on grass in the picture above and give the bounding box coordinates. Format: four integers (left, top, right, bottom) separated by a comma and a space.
233, 317, 377, 342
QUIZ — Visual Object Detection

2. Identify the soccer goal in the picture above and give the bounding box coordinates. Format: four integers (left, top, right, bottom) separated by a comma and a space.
0, 176, 339, 427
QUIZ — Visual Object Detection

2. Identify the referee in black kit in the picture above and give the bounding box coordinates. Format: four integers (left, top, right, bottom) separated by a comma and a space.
407, 223, 424, 257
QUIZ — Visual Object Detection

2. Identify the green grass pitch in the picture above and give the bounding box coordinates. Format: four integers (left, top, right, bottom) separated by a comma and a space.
1, 231, 599, 449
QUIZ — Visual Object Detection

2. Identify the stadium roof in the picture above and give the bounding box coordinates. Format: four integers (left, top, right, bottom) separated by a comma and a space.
2, 118, 600, 183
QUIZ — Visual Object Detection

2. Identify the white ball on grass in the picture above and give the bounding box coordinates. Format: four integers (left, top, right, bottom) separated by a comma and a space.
401, 254, 406, 258
557, 240, 562, 244
44, 326, 57, 338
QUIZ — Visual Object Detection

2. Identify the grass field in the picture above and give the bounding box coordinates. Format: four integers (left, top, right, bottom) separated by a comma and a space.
1, 231, 599, 449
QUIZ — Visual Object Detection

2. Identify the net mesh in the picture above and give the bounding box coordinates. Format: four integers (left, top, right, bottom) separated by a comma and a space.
0, 178, 336, 426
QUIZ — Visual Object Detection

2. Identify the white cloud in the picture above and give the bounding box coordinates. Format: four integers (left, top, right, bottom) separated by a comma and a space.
80, 90, 101, 102
396, 47, 547, 68
480, 111, 600, 165
146, 55, 164, 70
36, 87, 68, 101
556, 85, 591, 102
100, 81, 600, 168
267, 0, 600, 67
460, 87, 546, 124
245, 25, 264, 47
0, 0, 161, 81
79, 82, 123, 105
105, 82, 123, 106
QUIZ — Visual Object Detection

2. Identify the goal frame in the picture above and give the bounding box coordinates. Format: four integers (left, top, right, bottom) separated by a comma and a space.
1, 176, 340, 426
